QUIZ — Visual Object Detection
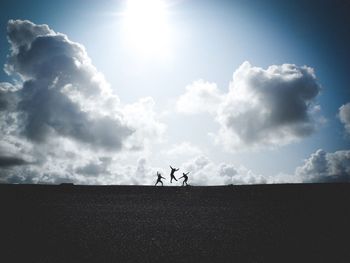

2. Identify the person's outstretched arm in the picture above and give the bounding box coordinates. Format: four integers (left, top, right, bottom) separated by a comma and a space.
170, 165, 173, 169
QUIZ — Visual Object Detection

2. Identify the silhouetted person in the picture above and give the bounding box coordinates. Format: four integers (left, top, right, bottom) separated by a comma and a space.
179, 172, 189, 186
169, 165, 179, 183
155, 171, 165, 186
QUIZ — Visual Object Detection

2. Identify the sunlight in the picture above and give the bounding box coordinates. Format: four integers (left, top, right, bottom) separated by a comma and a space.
122, 0, 171, 57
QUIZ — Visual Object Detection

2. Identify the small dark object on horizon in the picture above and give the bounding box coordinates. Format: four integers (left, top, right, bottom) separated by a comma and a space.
60, 183, 74, 186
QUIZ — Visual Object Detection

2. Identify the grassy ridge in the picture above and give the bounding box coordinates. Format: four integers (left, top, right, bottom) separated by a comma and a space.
0, 183, 349, 262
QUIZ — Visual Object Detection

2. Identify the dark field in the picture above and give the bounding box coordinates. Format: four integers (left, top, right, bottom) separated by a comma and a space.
0, 184, 349, 263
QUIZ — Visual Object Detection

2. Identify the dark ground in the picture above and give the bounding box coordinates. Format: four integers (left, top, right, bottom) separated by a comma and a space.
0, 184, 349, 263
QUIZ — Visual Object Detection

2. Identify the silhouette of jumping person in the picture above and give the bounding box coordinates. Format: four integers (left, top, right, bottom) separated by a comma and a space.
179, 172, 189, 186
169, 165, 179, 183
155, 171, 165, 186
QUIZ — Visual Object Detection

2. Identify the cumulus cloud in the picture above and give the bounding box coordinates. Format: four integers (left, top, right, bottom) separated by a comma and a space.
296, 149, 350, 183
1, 152, 162, 185
176, 80, 223, 114
0, 20, 165, 184
338, 103, 350, 135
181, 155, 267, 185
4, 19, 135, 150
178, 61, 321, 150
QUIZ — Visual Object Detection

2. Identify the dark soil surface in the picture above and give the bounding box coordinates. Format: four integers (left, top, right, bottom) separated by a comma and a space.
0, 184, 349, 262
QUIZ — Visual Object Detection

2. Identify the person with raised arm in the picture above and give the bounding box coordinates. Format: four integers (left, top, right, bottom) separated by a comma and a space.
179, 172, 190, 186
155, 171, 165, 186
169, 165, 179, 183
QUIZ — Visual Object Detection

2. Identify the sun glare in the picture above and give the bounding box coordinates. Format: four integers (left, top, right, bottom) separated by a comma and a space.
122, 0, 171, 57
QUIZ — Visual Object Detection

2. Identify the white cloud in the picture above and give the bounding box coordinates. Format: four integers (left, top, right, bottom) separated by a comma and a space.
176, 80, 223, 114
218, 61, 322, 150
4, 19, 133, 150
0, 136, 164, 185
181, 155, 267, 185
177, 61, 322, 151
295, 149, 350, 183
0, 20, 166, 184
339, 103, 350, 135
123, 97, 166, 150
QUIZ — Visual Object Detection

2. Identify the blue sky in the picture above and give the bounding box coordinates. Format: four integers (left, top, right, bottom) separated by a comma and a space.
0, 0, 349, 184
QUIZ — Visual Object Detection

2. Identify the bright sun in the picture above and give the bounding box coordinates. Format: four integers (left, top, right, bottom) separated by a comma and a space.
122, 0, 171, 57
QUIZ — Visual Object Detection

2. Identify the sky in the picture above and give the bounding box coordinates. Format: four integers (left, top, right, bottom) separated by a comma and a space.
0, 0, 350, 185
